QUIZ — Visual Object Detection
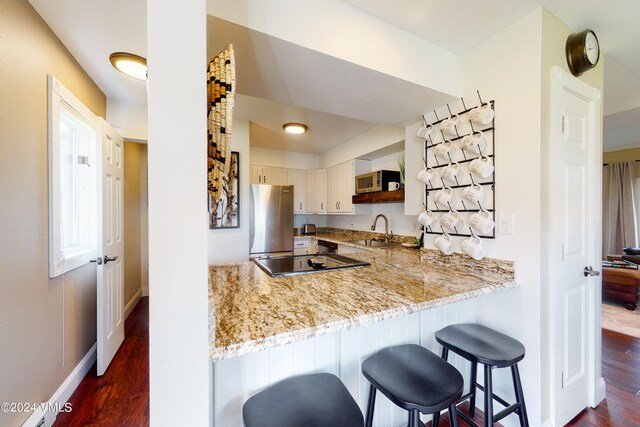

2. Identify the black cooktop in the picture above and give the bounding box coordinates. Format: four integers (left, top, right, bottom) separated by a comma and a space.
253, 254, 370, 277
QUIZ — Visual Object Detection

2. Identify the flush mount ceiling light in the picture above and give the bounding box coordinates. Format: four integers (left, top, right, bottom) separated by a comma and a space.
109, 52, 147, 80
283, 123, 308, 134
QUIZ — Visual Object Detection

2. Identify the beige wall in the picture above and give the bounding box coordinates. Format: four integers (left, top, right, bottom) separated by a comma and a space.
604, 147, 640, 176
0, 0, 106, 425
124, 142, 149, 305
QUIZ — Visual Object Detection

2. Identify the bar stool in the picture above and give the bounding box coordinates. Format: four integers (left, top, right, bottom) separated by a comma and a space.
362, 344, 463, 427
434, 323, 529, 427
242, 373, 364, 427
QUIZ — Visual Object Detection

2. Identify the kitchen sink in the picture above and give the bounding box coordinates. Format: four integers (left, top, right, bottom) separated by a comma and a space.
346, 239, 402, 248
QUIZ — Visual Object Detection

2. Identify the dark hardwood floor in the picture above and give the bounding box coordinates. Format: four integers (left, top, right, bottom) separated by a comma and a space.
567, 329, 640, 426
53, 297, 149, 427
54, 300, 640, 426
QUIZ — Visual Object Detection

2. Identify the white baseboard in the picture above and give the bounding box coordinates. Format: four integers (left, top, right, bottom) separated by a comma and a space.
21, 343, 97, 427
124, 288, 143, 320
141, 287, 149, 297
539, 420, 554, 427
595, 377, 606, 405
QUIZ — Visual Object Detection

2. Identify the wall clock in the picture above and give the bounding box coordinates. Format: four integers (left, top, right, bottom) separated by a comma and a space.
566, 29, 600, 76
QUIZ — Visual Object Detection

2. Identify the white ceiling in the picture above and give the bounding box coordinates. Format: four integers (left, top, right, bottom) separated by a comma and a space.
343, 0, 549, 55
543, 0, 640, 117
30, 0, 640, 152
206, 16, 454, 128
603, 107, 640, 152
344, 0, 640, 150
29, 0, 148, 103
234, 94, 378, 154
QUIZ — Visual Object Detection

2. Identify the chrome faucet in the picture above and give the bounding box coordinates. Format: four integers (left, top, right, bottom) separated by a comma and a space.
371, 214, 393, 241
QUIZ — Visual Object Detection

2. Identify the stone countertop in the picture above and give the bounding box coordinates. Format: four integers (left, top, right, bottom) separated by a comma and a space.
209, 231, 516, 361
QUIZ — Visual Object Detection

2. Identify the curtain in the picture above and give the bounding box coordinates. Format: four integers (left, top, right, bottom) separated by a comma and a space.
207, 45, 236, 228
603, 161, 638, 255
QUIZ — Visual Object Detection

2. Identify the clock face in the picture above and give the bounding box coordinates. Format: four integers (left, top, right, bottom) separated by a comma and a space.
585, 31, 599, 65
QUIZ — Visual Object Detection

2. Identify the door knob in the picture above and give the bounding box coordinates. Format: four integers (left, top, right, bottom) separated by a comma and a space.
104, 255, 119, 264
90, 257, 103, 265
583, 266, 600, 277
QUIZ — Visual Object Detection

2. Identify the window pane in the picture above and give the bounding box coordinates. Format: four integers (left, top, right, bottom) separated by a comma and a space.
60, 110, 79, 251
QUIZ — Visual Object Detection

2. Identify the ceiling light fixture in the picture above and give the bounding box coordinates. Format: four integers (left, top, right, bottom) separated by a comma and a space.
283, 123, 308, 134
109, 52, 147, 80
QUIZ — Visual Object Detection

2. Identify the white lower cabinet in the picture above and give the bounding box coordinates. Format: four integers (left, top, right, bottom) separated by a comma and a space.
293, 238, 313, 255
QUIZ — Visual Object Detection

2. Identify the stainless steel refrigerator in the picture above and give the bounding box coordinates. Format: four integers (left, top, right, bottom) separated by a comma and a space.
250, 184, 294, 257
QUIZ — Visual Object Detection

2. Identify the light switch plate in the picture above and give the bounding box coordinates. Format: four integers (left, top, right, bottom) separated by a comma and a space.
498, 212, 515, 235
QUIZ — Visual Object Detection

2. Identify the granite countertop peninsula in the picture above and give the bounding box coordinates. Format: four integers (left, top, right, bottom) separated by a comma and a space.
209, 228, 516, 361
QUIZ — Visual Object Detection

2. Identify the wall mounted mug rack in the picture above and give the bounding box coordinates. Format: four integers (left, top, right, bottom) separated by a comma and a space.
418, 90, 496, 240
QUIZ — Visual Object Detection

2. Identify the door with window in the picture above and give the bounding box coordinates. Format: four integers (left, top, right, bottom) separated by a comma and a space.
96, 118, 125, 376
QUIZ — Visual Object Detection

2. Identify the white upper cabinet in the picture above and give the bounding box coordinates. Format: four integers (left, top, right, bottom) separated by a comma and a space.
288, 169, 307, 214
268, 167, 288, 185
305, 169, 326, 214
250, 165, 263, 184
250, 165, 287, 185
250, 161, 369, 215
326, 160, 371, 215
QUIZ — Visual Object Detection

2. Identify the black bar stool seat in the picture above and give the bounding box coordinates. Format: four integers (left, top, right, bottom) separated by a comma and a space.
436, 323, 525, 368
435, 323, 529, 427
362, 344, 463, 427
242, 373, 364, 427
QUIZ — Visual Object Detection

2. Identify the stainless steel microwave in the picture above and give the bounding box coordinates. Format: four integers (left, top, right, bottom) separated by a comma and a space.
355, 170, 401, 194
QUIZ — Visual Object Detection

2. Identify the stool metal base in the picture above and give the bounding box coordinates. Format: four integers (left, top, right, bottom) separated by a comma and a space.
434, 346, 529, 427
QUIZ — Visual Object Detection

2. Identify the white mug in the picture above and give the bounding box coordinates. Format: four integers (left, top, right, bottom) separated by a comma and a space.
433, 140, 455, 160
440, 210, 464, 231
468, 156, 494, 178
388, 182, 400, 191
417, 167, 436, 184
434, 233, 455, 255
461, 131, 487, 154
441, 162, 463, 184
469, 210, 495, 234
462, 184, 485, 205
440, 115, 460, 136
418, 210, 437, 228
416, 124, 434, 139
461, 235, 485, 260
434, 187, 457, 208
469, 104, 494, 125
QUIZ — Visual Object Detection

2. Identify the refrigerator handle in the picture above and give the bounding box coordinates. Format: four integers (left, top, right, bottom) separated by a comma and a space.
249, 186, 255, 251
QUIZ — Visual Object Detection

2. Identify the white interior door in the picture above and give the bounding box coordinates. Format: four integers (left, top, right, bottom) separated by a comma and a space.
96, 118, 125, 376
550, 67, 602, 426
